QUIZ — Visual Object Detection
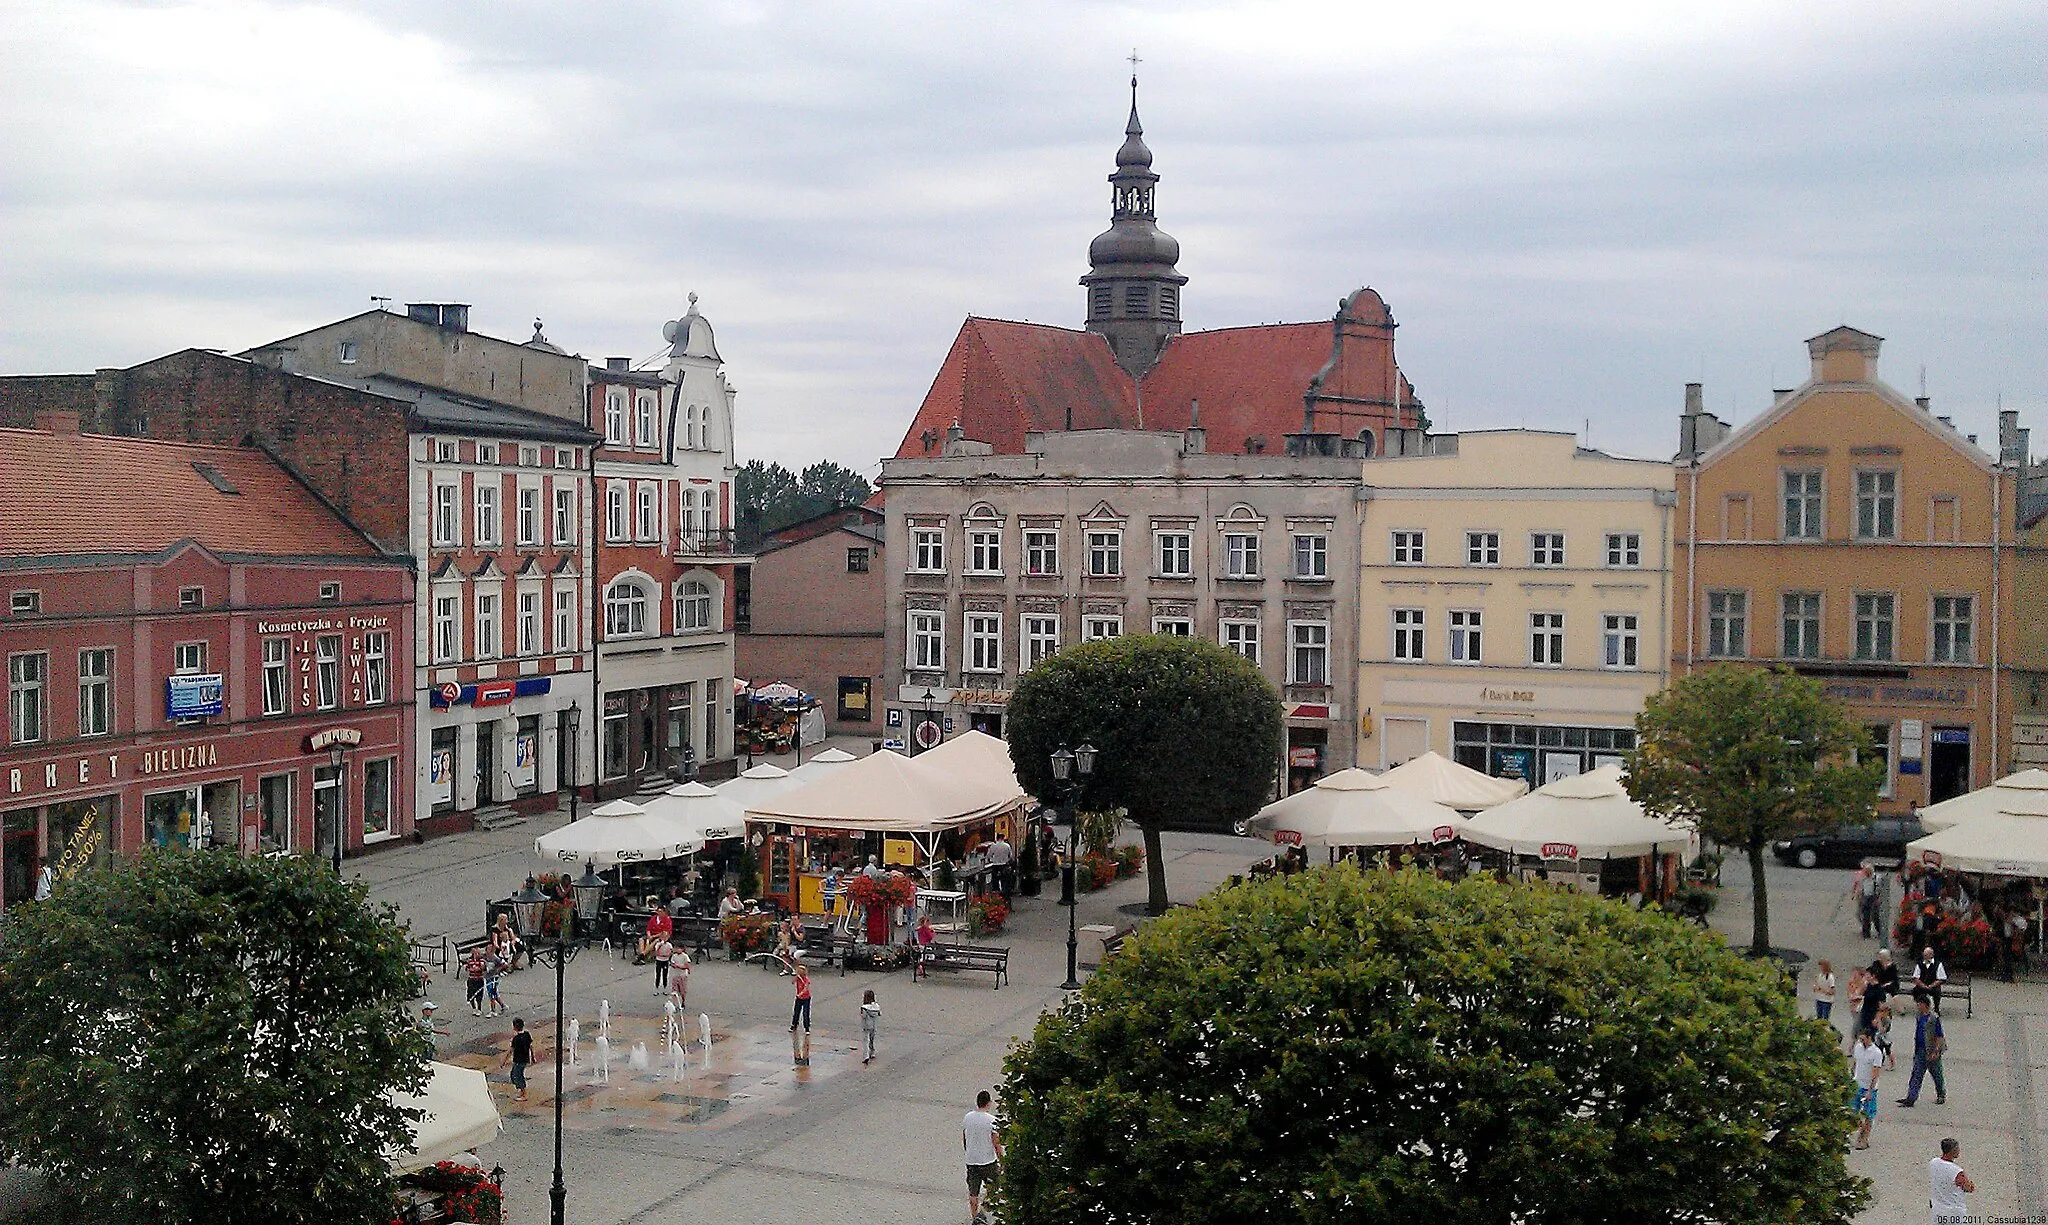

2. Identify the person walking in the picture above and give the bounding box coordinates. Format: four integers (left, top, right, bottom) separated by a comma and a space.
1848, 863, 1881, 938
859, 989, 881, 1064
1859, 948, 1898, 1037
32, 861, 54, 902
985, 834, 1015, 896
963, 1089, 1003, 1225
1850, 1028, 1884, 1150
506, 1017, 533, 1103
1813, 960, 1837, 1023
483, 953, 506, 1018
1913, 946, 1948, 1013
789, 961, 811, 1033
463, 948, 487, 1017
1929, 1137, 1974, 1225
1896, 992, 1948, 1107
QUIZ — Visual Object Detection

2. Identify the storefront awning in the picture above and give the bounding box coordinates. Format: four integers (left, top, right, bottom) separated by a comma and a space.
532, 798, 702, 866
1909, 809, 2048, 877
1378, 750, 1528, 811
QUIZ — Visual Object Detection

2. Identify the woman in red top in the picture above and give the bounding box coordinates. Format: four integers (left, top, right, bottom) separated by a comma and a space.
638, 906, 673, 963
789, 962, 812, 1033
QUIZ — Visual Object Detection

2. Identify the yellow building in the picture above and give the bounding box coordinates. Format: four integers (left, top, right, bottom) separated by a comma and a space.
1673, 327, 2019, 813
2005, 426, 2047, 770
1355, 430, 1675, 786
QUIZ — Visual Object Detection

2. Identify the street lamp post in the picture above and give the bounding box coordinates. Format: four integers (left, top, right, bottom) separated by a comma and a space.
917, 686, 937, 756
526, 863, 606, 1225
1052, 742, 1098, 990
566, 703, 582, 823
324, 741, 347, 875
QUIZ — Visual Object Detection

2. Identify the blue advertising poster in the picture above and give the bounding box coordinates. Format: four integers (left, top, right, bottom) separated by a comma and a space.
165, 674, 225, 720
1491, 747, 1534, 784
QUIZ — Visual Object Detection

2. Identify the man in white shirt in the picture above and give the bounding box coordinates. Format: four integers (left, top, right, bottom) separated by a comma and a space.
985, 836, 1015, 895
1929, 1137, 1973, 1224
962, 1089, 1003, 1225
33, 863, 54, 902
1850, 1028, 1884, 1150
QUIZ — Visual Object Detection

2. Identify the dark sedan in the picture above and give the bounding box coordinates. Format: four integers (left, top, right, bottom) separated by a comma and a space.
1772, 816, 1925, 868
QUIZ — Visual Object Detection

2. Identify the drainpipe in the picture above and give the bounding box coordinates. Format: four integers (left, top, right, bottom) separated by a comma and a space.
1992, 464, 2003, 777
1685, 461, 1699, 674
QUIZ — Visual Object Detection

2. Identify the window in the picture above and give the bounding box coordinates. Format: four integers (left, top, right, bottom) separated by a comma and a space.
1083, 615, 1123, 641
475, 593, 500, 658
684, 404, 701, 450
634, 392, 656, 447
262, 638, 289, 715
704, 680, 721, 759
909, 611, 944, 669
1707, 591, 1747, 658
9, 591, 38, 616
319, 582, 341, 602
259, 772, 294, 853
1152, 617, 1191, 636
604, 391, 625, 443
1866, 724, 1894, 799
554, 448, 574, 469
474, 482, 500, 547
1932, 595, 1973, 663
435, 439, 458, 463
1224, 533, 1261, 578
1023, 615, 1061, 667
1465, 532, 1498, 566
1091, 285, 1111, 315
1855, 470, 1897, 540
846, 547, 870, 573
1291, 622, 1330, 684
678, 580, 712, 632
1602, 614, 1640, 669
968, 528, 1002, 574
78, 648, 111, 736
314, 635, 341, 709
967, 613, 1002, 673
603, 583, 647, 638
179, 585, 204, 609
1221, 619, 1260, 663
1449, 610, 1482, 664
1025, 530, 1060, 576
364, 632, 389, 705
174, 641, 207, 674
1392, 608, 1424, 662
1783, 470, 1822, 540
1605, 533, 1641, 568
1154, 531, 1190, 577
1931, 495, 1961, 543
1392, 530, 1425, 565
1529, 532, 1565, 567
1292, 534, 1328, 579
1087, 531, 1123, 577
517, 487, 540, 545
635, 484, 658, 542
554, 587, 576, 652
433, 483, 460, 547
1530, 612, 1565, 666
518, 592, 541, 655
1853, 593, 1895, 661
1781, 592, 1821, 658
912, 528, 945, 572
519, 446, 538, 467
476, 443, 498, 465
363, 757, 393, 838
8, 652, 45, 744
605, 485, 627, 542
338, 339, 359, 363
554, 487, 575, 545
433, 595, 459, 662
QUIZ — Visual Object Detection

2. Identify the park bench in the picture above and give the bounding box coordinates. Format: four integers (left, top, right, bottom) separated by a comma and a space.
918, 941, 1010, 989
1944, 972, 1973, 1019
746, 925, 855, 975
671, 915, 719, 960
1100, 925, 1137, 961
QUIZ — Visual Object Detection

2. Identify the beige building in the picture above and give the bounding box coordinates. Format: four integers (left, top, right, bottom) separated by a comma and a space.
1355, 430, 1676, 787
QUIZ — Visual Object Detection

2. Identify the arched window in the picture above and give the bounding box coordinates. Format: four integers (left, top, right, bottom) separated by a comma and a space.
677, 580, 713, 632
604, 581, 649, 637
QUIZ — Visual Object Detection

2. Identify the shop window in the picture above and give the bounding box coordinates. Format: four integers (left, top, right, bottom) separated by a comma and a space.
837, 677, 872, 722
363, 758, 393, 837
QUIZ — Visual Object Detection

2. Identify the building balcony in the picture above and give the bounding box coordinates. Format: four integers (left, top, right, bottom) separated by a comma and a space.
676, 529, 754, 561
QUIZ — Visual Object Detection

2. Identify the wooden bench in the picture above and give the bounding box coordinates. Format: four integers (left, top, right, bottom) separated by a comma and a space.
1101, 926, 1137, 960
671, 915, 719, 961
746, 927, 855, 976
918, 941, 1010, 989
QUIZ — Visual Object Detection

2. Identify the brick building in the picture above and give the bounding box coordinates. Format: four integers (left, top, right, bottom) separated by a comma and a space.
735, 504, 886, 737
1, 417, 413, 908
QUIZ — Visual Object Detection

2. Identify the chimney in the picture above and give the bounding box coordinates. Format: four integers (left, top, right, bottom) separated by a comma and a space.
1685, 383, 1704, 415
1190, 398, 1200, 427
34, 409, 80, 435
405, 303, 471, 332
1915, 396, 1931, 411
1998, 409, 2028, 466
1677, 382, 1729, 460
607, 357, 630, 371
1807, 326, 1882, 383
1183, 426, 1205, 454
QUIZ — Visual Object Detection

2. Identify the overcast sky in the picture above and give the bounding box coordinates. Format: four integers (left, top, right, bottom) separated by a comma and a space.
4, 1, 2042, 474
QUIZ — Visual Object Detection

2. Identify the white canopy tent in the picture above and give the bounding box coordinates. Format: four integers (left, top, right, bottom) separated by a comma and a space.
745, 731, 1029, 860
1908, 810, 2048, 878
1378, 751, 1528, 811
532, 798, 700, 867
716, 761, 806, 812
1247, 768, 1464, 849
1916, 768, 2048, 831
388, 1062, 501, 1173
1461, 766, 1695, 860
640, 780, 749, 844
787, 746, 858, 783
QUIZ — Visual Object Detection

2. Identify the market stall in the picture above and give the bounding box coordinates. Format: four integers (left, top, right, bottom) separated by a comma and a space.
1460, 765, 1694, 897
1378, 750, 1528, 812
1247, 768, 1464, 851
1915, 768, 2048, 831
1906, 804, 2047, 961
737, 681, 824, 756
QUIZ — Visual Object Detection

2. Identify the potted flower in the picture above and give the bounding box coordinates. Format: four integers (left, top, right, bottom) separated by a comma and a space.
967, 894, 1010, 937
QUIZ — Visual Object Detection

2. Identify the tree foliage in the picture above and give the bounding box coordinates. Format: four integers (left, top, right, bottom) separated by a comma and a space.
998, 867, 1868, 1225
1007, 634, 1283, 914
0, 849, 433, 1224
1627, 665, 1880, 954
734, 459, 873, 545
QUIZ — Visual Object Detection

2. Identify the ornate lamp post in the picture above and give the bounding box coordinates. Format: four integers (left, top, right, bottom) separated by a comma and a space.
566, 702, 582, 823
527, 861, 608, 1225
324, 739, 348, 875
1053, 742, 1098, 990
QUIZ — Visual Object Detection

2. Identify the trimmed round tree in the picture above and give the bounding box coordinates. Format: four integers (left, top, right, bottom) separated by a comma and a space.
1008, 633, 1284, 915
999, 867, 1868, 1225
0, 849, 433, 1224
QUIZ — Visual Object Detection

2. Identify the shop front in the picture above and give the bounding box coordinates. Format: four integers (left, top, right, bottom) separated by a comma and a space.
600, 684, 699, 786
1809, 674, 1988, 814
425, 675, 581, 819
1283, 701, 1340, 796
1367, 677, 1654, 785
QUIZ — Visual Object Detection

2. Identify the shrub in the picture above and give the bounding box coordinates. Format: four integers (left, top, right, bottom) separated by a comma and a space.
1115, 843, 1145, 878
968, 895, 1011, 937
720, 914, 775, 957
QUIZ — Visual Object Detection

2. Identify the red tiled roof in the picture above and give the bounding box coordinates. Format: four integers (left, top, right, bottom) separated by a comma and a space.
0, 427, 381, 560
893, 319, 1136, 458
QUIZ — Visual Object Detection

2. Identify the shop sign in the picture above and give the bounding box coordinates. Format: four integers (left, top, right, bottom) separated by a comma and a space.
1919, 849, 1942, 868
1431, 825, 1457, 844
475, 681, 516, 708
1931, 727, 1971, 745
913, 719, 944, 750
1271, 830, 1303, 846
54, 803, 108, 880
1821, 682, 1971, 706
307, 727, 364, 753
140, 743, 219, 775
1285, 702, 1333, 720
604, 694, 628, 715
7, 753, 123, 796
431, 677, 555, 709
437, 682, 462, 705
884, 708, 904, 728
165, 674, 225, 720
882, 737, 906, 751
1288, 747, 1321, 768
955, 687, 1011, 708
1541, 842, 1578, 860
256, 615, 392, 635
1480, 686, 1537, 705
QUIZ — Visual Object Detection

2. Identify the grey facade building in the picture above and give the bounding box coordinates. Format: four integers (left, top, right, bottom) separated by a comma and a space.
878, 428, 1363, 807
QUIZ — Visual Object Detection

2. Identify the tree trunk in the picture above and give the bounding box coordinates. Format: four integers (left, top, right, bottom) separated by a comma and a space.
1143, 824, 1168, 916
1747, 841, 1772, 956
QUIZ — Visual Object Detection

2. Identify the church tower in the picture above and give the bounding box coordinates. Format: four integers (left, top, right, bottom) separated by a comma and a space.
1081, 77, 1187, 380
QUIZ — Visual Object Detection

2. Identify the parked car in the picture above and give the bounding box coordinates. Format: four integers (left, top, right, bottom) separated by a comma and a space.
1772, 816, 1925, 868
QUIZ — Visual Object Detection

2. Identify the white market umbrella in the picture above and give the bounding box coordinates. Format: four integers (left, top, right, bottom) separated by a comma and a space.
1908, 808, 2048, 878
1461, 765, 1693, 860
1378, 750, 1528, 811
532, 798, 700, 867
1247, 768, 1464, 849
1917, 768, 2048, 831
788, 746, 857, 783
751, 681, 810, 704
642, 780, 749, 843
717, 761, 806, 811
389, 1062, 501, 1173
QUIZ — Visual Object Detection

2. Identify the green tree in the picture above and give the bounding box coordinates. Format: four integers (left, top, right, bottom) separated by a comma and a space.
734, 459, 873, 547
1007, 634, 1283, 915
0, 849, 432, 1224
1627, 664, 1881, 956
999, 867, 1868, 1225
795, 460, 872, 513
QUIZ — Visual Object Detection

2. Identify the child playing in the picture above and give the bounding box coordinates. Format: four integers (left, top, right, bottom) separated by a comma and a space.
483, 953, 506, 1018
860, 989, 881, 1064
670, 947, 692, 1010
464, 949, 487, 1017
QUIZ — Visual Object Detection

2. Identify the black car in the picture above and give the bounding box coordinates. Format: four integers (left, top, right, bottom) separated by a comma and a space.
1772, 816, 1925, 868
